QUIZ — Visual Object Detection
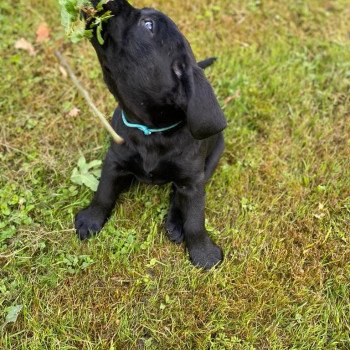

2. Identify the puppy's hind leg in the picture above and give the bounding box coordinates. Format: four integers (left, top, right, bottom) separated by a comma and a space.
75, 149, 134, 240
165, 185, 184, 244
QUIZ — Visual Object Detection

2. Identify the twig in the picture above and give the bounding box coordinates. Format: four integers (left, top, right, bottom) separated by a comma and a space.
54, 50, 124, 144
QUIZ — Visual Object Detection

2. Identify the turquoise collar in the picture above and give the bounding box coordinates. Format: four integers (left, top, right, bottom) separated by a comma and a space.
121, 110, 182, 136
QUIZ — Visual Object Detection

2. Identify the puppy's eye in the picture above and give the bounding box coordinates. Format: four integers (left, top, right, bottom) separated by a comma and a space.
142, 19, 154, 32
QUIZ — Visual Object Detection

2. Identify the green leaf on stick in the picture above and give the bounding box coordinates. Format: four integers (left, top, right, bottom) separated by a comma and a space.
59, 0, 113, 44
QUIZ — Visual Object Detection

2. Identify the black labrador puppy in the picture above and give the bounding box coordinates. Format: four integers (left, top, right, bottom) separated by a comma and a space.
75, 0, 227, 269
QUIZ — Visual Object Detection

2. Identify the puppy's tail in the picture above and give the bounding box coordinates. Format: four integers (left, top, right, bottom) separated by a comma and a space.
198, 57, 217, 70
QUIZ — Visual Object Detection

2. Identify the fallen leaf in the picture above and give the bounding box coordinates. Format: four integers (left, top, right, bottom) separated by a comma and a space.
14, 38, 36, 56
224, 90, 241, 105
59, 65, 68, 78
36, 23, 50, 42
68, 107, 80, 117
4, 305, 23, 325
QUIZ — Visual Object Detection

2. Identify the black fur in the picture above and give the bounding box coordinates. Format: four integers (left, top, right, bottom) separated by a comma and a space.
75, 0, 227, 269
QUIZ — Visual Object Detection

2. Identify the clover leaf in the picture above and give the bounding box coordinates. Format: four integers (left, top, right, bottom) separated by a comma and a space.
70, 156, 102, 191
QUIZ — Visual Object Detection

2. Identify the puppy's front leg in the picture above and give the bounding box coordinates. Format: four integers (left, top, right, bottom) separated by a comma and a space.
175, 179, 223, 269
165, 185, 184, 244
75, 149, 133, 240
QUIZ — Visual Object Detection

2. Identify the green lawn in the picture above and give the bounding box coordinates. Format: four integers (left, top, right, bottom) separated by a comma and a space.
1, 0, 350, 349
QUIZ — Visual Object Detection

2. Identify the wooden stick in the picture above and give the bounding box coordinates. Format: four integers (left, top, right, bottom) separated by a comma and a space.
54, 50, 124, 144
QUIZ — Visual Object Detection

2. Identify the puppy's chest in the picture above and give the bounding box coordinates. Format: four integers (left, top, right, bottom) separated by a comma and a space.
128, 147, 182, 183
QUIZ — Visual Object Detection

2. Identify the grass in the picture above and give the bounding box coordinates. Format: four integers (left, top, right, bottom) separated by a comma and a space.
1, 0, 350, 348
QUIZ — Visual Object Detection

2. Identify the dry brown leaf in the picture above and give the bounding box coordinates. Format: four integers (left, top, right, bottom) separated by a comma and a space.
69, 107, 81, 117
224, 90, 241, 105
59, 65, 68, 79
14, 38, 36, 56
36, 23, 51, 42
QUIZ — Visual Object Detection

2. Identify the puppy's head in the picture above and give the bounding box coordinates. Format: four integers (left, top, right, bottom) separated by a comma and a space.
89, 0, 226, 139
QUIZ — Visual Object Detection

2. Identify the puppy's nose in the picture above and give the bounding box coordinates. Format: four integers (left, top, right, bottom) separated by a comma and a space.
104, 0, 135, 13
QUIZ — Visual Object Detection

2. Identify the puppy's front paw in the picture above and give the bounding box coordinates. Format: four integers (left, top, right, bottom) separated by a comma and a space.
75, 206, 107, 240
187, 236, 223, 270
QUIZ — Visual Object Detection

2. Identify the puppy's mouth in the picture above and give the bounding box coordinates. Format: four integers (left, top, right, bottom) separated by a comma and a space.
99, 0, 135, 14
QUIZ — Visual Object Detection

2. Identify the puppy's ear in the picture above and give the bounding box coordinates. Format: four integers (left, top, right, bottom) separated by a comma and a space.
186, 66, 226, 140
